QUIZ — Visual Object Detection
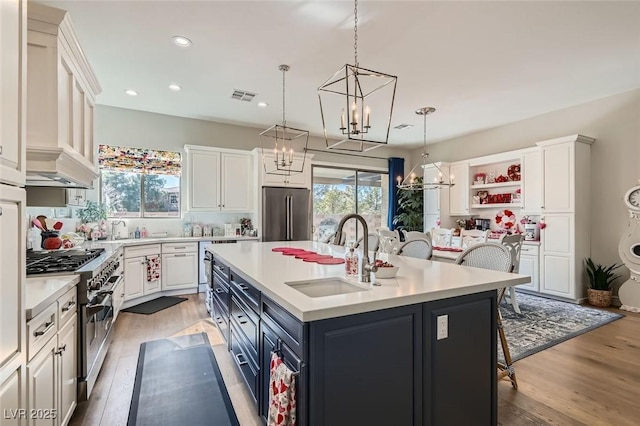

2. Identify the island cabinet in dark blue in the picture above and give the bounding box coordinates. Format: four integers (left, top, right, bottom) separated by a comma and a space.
211, 256, 231, 344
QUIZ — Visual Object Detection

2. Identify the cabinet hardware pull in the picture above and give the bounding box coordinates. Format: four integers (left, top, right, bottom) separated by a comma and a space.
34, 321, 55, 337
61, 301, 76, 312
174, 253, 186, 257
174, 246, 186, 249
215, 288, 224, 294
59, 344, 67, 352
239, 284, 249, 291
55, 349, 64, 356
234, 353, 248, 366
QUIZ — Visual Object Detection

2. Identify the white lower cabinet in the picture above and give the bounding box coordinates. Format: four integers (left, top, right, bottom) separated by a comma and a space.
518, 244, 539, 292
123, 245, 162, 301
0, 364, 26, 425
112, 279, 125, 323
539, 213, 576, 299
161, 243, 198, 291
26, 294, 77, 426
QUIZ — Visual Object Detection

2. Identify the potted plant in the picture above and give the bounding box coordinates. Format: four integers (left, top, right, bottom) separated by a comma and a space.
393, 178, 424, 232
584, 258, 622, 307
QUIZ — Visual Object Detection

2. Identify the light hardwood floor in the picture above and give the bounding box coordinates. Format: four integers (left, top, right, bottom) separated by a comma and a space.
70, 294, 640, 426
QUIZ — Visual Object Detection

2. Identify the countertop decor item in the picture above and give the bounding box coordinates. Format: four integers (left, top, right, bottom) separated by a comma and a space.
317, 0, 398, 152
397, 107, 454, 191
259, 64, 309, 176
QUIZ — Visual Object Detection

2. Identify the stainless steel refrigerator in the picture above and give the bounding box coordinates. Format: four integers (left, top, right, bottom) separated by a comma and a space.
262, 186, 311, 241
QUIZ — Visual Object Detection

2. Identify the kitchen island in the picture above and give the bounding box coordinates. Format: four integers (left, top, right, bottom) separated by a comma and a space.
207, 241, 530, 426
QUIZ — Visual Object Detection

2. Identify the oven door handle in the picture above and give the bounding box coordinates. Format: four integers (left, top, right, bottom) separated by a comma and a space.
86, 294, 113, 318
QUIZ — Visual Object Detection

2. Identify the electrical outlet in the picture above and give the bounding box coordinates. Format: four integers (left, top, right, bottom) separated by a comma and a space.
437, 315, 448, 340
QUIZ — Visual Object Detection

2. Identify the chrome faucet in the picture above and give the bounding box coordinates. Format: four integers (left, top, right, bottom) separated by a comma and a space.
333, 214, 378, 283
110, 219, 125, 240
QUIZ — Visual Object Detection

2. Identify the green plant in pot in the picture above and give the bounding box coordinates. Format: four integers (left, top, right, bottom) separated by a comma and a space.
584, 257, 622, 307
393, 178, 424, 232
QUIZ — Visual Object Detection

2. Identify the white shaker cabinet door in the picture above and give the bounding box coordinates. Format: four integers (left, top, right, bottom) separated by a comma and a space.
188, 150, 221, 211
0, 185, 25, 375
162, 253, 198, 291
0, 0, 26, 186
221, 153, 253, 212
26, 338, 57, 426
57, 318, 77, 426
541, 142, 574, 213
124, 257, 145, 300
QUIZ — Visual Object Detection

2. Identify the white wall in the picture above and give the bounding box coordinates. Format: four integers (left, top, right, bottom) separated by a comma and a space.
415, 89, 640, 291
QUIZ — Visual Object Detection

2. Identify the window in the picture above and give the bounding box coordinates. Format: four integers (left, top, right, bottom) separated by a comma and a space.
312, 166, 388, 243
99, 145, 181, 218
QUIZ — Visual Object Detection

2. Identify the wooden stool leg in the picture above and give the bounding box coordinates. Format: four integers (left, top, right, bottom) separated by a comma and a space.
496, 288, 518, 389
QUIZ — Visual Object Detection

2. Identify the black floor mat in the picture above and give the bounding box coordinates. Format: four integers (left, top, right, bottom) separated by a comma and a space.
121, 296, 187, 315
128, 332, 239, 426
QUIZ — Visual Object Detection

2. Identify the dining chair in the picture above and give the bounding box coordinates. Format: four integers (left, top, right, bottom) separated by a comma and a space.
459, 229, 489, 249
431, 228, 454, 247
395, 236, 433, 260
355, 233, 380, 253
403, 230, 431, 241
455, 243, 518, 389
378, 229, 400, 254
501, 234, 525, 314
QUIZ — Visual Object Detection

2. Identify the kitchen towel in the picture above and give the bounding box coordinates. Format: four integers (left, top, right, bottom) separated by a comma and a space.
267, 352, 297, 426
146, 255, 161, 282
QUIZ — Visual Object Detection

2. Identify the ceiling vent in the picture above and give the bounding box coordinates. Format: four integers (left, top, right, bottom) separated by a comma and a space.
393, 124, 413, 130
231, 89, 257, 102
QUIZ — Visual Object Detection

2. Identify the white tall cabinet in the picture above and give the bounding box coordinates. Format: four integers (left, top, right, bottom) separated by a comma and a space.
449, 162, 470, 215
0, 0, 27, 421
185, 146, 254, 212
538, 135, 594, 301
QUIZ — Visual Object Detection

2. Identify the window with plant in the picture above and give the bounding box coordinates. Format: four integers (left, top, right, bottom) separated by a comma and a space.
98, 145, 181, 218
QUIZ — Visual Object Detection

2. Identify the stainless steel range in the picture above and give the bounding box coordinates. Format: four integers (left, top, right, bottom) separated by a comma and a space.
26, 247, 124, 401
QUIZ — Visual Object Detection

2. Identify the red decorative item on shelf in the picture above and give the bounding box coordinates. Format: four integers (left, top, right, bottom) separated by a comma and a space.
495, 175, 509, 183
508, 164, 521, 181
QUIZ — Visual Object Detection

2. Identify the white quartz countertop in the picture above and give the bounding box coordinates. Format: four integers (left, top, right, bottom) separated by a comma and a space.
82, 235, 260, 251
208, 241, 531, 322
26, 275, 80, 321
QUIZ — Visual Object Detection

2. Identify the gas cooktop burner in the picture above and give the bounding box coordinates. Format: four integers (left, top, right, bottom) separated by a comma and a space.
26, 248, 105, 275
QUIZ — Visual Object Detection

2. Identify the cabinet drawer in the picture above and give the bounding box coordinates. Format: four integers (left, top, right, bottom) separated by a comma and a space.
211, 297, 229, 344
57, 287, 77, 327
27, 302, 57, 361
262, 297, 304, 357
229, 272, 260, 313
520, 244, 540, 255
213, 276, 230, 314
162, 242, 198, 253
125, 244, 161, 259
230, 323, 258, 404
212, 256, 229, 282
230, 296, 258, 357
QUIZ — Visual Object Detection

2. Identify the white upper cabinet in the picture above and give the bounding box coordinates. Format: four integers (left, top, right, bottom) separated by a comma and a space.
521, 149, 542, 214
540, 141, 575, 213
0, 0, 26, 187
449, 162, 470, 215
185, 145, 254, 212
25, 3, 101, 188
253, 148, 312, 189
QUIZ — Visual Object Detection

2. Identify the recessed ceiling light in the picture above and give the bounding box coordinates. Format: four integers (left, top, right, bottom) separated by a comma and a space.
257, 102, 268, 108
172, 36, 192, 47
168, 84, 181, 91
125, 89, 138, 96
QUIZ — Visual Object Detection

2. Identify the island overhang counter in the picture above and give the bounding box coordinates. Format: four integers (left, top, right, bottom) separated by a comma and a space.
206, 241, 530, 426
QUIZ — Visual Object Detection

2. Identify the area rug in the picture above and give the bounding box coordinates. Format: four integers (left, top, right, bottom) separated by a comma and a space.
122, 296, 187, 315
128, 332, 239, 426
499, 293, 624, 362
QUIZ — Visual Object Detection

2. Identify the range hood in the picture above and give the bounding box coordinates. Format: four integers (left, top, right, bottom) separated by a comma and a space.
26, 146, 98, 189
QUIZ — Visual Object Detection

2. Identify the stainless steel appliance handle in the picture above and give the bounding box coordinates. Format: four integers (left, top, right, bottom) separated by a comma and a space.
286, 195, 293, 240
86, 294, 113, 318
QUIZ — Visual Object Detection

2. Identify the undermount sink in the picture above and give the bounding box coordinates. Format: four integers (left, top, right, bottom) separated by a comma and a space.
285, 278, 370, 298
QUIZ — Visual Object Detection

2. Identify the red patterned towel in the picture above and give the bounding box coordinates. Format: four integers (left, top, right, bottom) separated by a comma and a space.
146, 255, 161, 282
267, 352, 297, 426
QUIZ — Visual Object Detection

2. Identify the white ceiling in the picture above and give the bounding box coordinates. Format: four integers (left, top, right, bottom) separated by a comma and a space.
39, 0, 640, 148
